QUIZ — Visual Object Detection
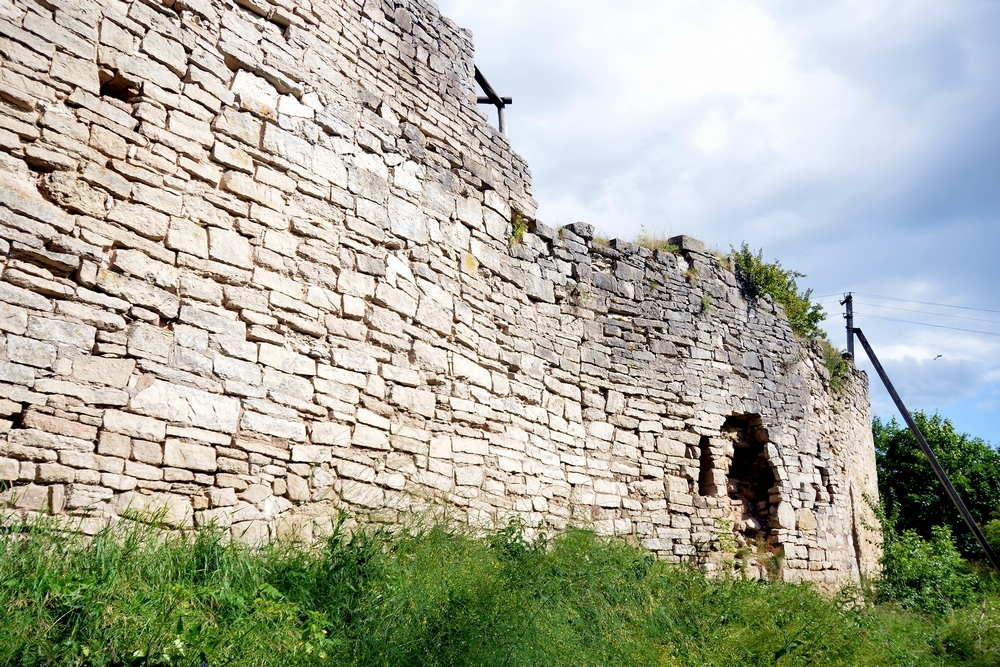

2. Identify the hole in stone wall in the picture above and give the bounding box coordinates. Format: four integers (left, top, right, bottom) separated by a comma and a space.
99, 72, 140, 103
722, 415, 775, 539
697, 435, 717, 496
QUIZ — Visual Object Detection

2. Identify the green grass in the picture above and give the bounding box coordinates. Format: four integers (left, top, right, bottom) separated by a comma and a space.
1, 517, 999, 666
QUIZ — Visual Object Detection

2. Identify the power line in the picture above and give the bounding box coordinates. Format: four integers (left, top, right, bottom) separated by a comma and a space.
854, 312, 1000, 337
854, 292, 1000, 315
855, 301, 1000, 326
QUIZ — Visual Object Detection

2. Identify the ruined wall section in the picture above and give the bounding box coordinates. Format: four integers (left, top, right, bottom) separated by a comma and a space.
0, 0, 878, 585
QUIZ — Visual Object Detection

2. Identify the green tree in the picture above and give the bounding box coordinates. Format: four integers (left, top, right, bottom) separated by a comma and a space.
874, 412, 1000, 560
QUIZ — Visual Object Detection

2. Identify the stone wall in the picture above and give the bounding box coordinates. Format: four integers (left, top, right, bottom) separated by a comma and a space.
0, 0, 879, 585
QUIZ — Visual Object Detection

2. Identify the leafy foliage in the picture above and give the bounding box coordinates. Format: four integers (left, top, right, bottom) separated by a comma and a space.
987, 520, 1000, 554
730, 242, 826, 338
819, 338, 851, 393
508, 210, 529, 245
2, 518, 1000, 666
877, 513, 978, 614
874, 412, 1000, 559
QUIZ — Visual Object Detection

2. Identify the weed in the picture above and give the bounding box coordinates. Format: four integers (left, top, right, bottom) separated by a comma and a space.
509, 210, 529, 245
682, 267, 698, 284
700, 294, 713, 313
636, 226, 680, 254
819, 339, 850, 392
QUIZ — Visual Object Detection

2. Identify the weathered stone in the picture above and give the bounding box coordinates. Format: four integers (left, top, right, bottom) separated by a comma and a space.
130, 380, 240, 432
6, 335, 56, 368
71, 357, 136, 388
164, 440, 217, 472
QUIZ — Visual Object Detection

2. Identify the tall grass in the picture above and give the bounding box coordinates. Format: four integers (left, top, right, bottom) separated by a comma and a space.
1, 517, 998, 666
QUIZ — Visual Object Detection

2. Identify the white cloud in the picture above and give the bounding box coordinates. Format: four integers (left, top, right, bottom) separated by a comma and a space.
437, 0, 1000, 439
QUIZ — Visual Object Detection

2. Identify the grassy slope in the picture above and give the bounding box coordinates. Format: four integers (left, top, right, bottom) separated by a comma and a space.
0, 519, 998, 666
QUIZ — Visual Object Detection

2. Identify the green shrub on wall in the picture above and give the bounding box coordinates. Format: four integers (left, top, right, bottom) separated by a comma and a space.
730, 242, 826, 339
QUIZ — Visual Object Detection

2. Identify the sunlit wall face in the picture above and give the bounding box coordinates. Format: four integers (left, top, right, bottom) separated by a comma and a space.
441, 0, 1000, 444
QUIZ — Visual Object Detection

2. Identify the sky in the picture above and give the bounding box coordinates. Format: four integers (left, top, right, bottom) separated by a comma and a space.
436, 0, 1000, 446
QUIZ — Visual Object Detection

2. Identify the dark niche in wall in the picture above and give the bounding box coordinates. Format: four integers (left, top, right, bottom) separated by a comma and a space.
724, 415, 776, 538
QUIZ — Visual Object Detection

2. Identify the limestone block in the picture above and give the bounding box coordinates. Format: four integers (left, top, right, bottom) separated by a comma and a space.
796, 509, 818, 532
452, 354, 492, 390
72, 357, 136, 388
337, 460, 375, 483
50, 52, 99, 93
164, 440, 217, 472
259, 344, 316, 376
97, 431, 132, 458
112, 249, 179, 289
107, 201, 171, 240
291, 444, 333, 463
208, 227, 253, 268
131, 440, 163, 465
340, 480, 385, 508
11, 484, 49, 511
6, 335, 57, 369
311, 422, 351, 446
262, 123, 312, 168
0, 302, 28, 334
240, 411, 306, 441
286, 474, 310, 502
66, 484, 113, 510
388, 195, 428, 243
36, 463, 76, 483
0, 360, 34, 386
213, 107, 262, 145
352, 424, 389, 450
130, 379, 240, 432
166, 217, 209, 258
390, 385, 436, 418
127, 323, 174, 362
209, 487, 237, 507
231, 70, 279, 119
96, 270, 179, 319
0, 457, 18, 480
24, 315, 95, 350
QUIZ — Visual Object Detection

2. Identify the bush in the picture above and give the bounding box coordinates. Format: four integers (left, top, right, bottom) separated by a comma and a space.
878, 522, 978, 614
730, 242, 826, 338
987, 520, 1000, 554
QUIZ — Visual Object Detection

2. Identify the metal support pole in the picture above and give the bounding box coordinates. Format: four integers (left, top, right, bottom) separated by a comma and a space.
853, 327, 1000, 571
841, 293, 855, 358
475, 66, 511, 138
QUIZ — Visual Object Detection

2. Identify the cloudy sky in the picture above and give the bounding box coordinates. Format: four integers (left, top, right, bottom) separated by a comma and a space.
437, 0, 1000, 445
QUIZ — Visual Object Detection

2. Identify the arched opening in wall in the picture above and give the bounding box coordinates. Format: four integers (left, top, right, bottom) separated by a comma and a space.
722, 415, 776, 539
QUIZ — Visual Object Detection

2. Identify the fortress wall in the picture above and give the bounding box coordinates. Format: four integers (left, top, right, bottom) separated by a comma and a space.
0, 0, 878, 584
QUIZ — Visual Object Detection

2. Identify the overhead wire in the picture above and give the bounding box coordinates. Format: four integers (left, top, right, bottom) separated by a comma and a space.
853, 301, 1000, 326
853, 312, 1000, 337
851, 293, 1000, 316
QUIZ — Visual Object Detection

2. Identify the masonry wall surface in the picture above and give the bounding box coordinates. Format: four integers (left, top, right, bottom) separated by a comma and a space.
0, 0, 879, 585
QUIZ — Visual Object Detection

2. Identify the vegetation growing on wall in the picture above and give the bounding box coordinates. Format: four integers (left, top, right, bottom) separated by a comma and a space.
730, 243, 826, 339
1, 517, 999, 666
636, 227, 680, 254
730, 242, 852, 390
508, 210, 529, 245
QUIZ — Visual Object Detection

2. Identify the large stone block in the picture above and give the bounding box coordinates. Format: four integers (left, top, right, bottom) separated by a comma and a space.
130, 380, 240, 432
164, 440, 217, 472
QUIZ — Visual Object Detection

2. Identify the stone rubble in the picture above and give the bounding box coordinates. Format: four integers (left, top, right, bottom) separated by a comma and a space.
0, 0, 879, 584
